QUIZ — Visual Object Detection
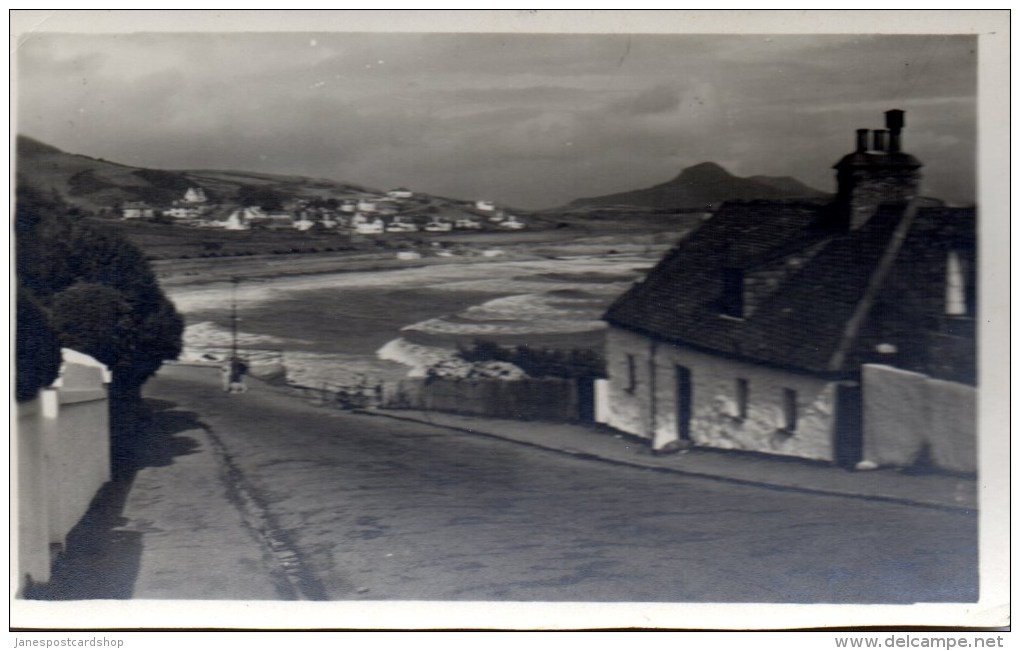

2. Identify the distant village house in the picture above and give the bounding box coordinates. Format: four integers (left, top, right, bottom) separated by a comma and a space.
183, 187, 208, 203
164, 205, 204, 219
387, 187, 414, 199
121, 201, 155, 219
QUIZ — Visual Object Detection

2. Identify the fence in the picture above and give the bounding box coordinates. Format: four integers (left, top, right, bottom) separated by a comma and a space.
383, 377, 584, 422
861, 364, 976, 473
289, 380, 383, 410
16, 349, 112, 593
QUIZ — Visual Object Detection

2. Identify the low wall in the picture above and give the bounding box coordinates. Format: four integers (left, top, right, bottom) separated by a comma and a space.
47, 382, 111, 545
16, 350, 112, 594
17, 395, 53, 588
861, 364, 976, 473
384, 377, 581, 422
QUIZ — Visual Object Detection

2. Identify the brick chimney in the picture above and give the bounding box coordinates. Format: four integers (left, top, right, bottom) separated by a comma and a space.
833, 110, 922, 230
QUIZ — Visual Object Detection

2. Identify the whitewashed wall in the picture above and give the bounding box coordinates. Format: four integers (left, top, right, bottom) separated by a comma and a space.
15, 350, 112, 594
604, 326, 839, 461
861, 364, 976, 473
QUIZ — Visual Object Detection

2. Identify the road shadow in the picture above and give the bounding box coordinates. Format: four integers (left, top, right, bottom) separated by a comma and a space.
24, 397, 204, 600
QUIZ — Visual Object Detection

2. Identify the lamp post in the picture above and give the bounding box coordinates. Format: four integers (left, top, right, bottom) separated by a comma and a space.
230, 276, 240, 363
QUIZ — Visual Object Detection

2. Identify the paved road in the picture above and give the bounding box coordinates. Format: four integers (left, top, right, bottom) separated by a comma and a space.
130, 366, 977, 604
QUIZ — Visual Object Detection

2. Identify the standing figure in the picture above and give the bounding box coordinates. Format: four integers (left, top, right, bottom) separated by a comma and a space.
228, 356, 249, 394
220, 361, 232, 392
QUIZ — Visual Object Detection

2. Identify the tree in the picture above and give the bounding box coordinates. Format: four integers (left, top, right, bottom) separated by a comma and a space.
455, 339, 606, 379
16, 183, 184, 399
15, 285, 62, 402
50, 283, 132, 371
235, 185, 285, 211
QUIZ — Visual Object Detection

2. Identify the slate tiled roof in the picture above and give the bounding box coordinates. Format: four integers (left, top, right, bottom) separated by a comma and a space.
604, 199, 975, 379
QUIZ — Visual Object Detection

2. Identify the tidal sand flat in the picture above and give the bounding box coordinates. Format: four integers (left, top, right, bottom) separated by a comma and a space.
167, 256, 654, 387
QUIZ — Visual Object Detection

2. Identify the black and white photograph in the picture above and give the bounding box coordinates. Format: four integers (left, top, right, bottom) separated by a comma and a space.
10, 10, 1009, 634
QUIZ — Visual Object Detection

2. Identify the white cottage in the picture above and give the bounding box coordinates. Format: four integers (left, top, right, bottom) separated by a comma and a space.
387, 187, 414, 200
602, 110, 976, 467
183, 187, 208, 203
121, 202, 154, 219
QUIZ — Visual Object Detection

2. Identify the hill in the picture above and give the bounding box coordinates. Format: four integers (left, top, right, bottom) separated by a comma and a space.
14, 135, 378, 212
565, 162, 828, 210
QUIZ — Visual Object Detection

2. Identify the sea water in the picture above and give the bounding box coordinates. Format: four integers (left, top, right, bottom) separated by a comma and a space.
167, 256, 654, 389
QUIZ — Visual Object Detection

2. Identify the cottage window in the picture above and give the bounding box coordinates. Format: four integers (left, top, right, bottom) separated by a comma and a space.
721, 268, 744, 318
735, 378, 749, 420
945, 250, 974, 317
781, 388, 798, 432
625, 354, 637, 393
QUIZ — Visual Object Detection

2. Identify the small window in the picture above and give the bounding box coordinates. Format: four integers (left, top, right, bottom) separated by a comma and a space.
735, 378, 749, 420
721, 268, 744, 318
781, 388, 798, 432
625, 354, 637, 393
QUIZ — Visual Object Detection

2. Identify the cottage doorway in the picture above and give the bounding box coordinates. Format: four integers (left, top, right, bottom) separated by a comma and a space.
576, 377, 596, 422
675, 365, 693, 441
834, 383, 863, 467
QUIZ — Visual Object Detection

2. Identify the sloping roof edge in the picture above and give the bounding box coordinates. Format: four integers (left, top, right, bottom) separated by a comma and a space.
604, 320, 855, 381
826, 199, 921, 372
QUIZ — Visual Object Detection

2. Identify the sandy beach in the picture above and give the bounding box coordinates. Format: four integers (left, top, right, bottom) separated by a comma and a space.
161, 242, 669, 389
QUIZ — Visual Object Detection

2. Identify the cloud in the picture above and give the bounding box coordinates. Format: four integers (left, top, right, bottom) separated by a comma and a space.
16, 32, 977, 208
608, 84, 682, 116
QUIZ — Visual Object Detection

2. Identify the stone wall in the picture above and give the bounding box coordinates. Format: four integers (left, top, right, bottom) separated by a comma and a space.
384, 377, 581, 422
848, 169, 919, 230
604, 327, 840, 461
861, 364, 976, 473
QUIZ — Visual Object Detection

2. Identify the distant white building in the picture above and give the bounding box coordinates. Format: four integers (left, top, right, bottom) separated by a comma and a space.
424, 220, 452, 232
164, 206, 204, 219
475, 200, 496, 212
386, 216, 419, 233
387, 187, 414, 200
223, 206, 264, 230
293, 215, 316, 231
357, 200, 378, 213
184, 187, 208, 204
352, 213, 385, 234
121, 202, 154, 219
498, 214, 526, 230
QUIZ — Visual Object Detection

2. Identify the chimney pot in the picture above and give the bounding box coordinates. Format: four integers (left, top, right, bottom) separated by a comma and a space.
886, 109, 905, 153
872, 129, 887, 152
885, 109, 905, 134
855, 129, 869, 153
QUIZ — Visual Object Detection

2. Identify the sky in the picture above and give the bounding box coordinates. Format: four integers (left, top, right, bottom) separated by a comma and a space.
16, 31, 977, 209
